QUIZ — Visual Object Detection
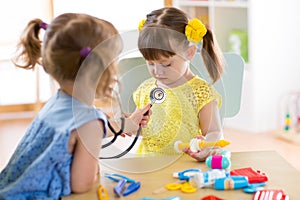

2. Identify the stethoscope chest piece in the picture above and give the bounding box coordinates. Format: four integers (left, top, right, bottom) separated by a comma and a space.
149, 87, 166, 104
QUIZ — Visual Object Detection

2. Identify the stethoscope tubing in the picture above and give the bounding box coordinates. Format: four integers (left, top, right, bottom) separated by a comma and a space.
99, 125, 141, 159
99, 86, 166, 159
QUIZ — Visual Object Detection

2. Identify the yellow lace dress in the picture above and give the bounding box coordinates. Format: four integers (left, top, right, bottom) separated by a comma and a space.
133, 76, 222, 155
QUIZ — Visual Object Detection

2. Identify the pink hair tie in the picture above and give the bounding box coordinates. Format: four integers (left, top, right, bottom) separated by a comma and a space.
80, 47, 91, 57
39, 22, 48, 30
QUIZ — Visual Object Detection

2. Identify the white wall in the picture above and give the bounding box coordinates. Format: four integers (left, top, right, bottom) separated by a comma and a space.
225, 0, 300, 132
53, 0, 164, 31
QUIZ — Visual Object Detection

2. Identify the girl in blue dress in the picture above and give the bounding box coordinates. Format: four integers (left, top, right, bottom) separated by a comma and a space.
0, 13, 150, 199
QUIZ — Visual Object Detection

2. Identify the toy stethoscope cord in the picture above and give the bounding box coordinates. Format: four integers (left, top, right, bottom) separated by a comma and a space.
101, 117, 124, 148
99, 86, 166, 159
99, 82, 137, 159
100, 125, 142, 159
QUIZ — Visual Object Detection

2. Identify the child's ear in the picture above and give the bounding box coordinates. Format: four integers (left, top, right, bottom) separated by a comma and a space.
185, 45, 197, 61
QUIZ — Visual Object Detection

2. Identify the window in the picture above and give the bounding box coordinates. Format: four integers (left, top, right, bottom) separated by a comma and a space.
0, 0, 53, 107
0, 0, 164, 111
53, 0, 164, 31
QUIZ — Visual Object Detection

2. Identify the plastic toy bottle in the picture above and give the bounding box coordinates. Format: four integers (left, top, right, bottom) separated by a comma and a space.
174, 139, 230, 153
214, 176, 248, 190
189, 169, 228, 188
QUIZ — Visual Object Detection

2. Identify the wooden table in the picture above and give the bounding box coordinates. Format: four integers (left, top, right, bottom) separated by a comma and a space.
63, 151, 300, 200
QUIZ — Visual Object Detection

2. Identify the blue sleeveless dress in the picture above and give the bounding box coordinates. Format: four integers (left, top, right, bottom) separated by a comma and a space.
0, 90, 107, 200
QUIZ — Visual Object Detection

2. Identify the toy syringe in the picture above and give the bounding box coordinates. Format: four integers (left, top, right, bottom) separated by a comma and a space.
174, 138, 230, 153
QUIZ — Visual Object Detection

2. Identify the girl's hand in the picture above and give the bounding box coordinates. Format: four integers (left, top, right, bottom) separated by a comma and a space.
183, 147, 222, 162
123, 104, 152, 135
182, 134, 223, 162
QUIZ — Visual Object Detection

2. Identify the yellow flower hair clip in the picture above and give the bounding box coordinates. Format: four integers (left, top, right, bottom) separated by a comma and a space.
138, 19, 146, 32
185, 18, 207, 43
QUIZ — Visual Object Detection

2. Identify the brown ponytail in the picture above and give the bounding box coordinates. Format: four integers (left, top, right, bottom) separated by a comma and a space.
12, 19, 44, 70
202, 28, 224, 83
139, 7, 224, 83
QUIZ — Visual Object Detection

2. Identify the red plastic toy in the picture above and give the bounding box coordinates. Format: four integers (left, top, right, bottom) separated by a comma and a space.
201, 195, 223, 200
253, 189, 289, 200
230, 167, 268, 184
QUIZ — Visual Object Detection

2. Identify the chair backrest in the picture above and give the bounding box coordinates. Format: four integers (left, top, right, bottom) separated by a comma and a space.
117, 52, 244, 119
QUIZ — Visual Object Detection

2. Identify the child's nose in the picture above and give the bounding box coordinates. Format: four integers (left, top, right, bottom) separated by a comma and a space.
153, 65, 164, 75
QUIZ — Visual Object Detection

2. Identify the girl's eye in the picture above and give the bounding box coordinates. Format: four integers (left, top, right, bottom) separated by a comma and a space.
162, 63, 171, 67
147, 62, 171, 67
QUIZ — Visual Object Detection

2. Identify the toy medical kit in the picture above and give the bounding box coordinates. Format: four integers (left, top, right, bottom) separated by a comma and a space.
219, 149, 231, 158
230, 167, 268, 183
115, 180, 141, 197
165, 182, 197, 193
190, 138, 230, 152
189, 169, 228, 188
152, 180, 183, 194
114, 179, 127, 197
174, 139, 230, 153
253, 189, 289, 200
173, 168, 201, 181
149, 87, 166, 104
105, 173, 136, 183
214, 176, 249, 190
123, 181, 141, 196
243, 182, 266, 194
201, 195, 223, 200
206, 155, 231, 169
144, 87, 166, 116
140, 196, 181, 200
105, 173, 141, 197
98, 185, 109, 200
99, 87, 165, 159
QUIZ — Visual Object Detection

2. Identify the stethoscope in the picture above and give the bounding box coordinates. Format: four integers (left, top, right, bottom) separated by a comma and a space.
99, 87, 166, 159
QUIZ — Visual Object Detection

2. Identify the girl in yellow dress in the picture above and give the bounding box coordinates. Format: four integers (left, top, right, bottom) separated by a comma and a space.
134, 7, 225, 161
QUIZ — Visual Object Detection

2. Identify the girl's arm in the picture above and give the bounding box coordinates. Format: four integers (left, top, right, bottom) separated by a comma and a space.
199, 100, 223, 138
69, 104, 151, 193
183, 100, 224, 161
70, 120, 104, 193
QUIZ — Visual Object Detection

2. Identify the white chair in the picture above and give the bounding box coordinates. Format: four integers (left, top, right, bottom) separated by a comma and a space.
117, 52, 245, 120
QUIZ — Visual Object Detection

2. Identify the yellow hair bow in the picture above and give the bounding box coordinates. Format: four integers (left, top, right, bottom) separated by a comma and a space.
185, 18, 207, 43
138, 19, 146, 32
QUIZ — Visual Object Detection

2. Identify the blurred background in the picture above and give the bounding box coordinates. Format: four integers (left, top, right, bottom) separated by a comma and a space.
1, 0, 300, 135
